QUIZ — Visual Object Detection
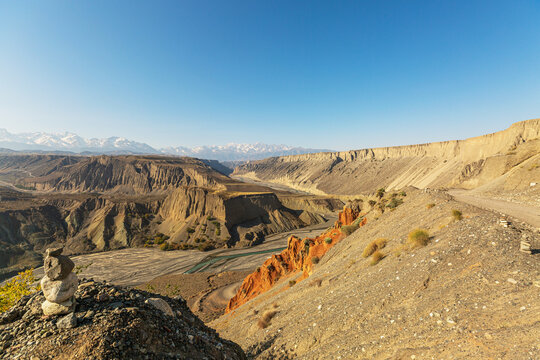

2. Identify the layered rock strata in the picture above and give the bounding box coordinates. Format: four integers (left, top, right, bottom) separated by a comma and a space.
226, 205, 365, 312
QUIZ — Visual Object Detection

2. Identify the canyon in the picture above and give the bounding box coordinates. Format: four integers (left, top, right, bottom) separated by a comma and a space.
0, 155, 342, 280
1, 118, 539, 359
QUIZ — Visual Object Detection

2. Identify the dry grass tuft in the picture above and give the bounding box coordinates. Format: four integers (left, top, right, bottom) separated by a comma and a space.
370, 250, 385, 265
257, 310, 278, 329
407, 229, 430, 248
362, 238, 388, 257
426, 203, 435, 209
452, 209, 463, 221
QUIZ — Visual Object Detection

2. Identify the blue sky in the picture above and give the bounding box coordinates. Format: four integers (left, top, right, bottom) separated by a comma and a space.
0, 1, 539, 150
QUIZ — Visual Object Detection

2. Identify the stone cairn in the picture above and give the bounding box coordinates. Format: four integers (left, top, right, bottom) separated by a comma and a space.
520, 234, 532, 254
40, 247, 79, 316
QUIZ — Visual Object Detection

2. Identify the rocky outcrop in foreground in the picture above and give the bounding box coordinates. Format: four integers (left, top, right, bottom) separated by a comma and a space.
0, 279, 246, 359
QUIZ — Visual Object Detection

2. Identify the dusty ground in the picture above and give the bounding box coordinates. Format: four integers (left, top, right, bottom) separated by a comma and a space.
138, 271, 252, 322
211, 188, 540, 359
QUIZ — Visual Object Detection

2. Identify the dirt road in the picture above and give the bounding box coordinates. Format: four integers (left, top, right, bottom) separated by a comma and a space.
448, 189, 540, 228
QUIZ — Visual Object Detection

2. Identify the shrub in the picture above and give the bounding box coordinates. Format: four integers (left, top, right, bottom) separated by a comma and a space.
0, 269, 40, 313
426, 203, 435, 209
341, 224, 358, 236
376, 188, 385, 199
368, 200, 377, 207
207, 216, 215, 221
362, 238, 387, 257
452, 209, 463, 221
198, 243, 214, 252
371, 250, 385, 265
289, 280, 296, 287
311, 256, 320, 264
186, 228, 195, 234
399, 191, 407, 197
324, 237, 332, 244
160, 242, 170, 251
386, 198, 404, 209
257, 310, 278, 329
407, 229, 430, 248
155, 237, 165, 245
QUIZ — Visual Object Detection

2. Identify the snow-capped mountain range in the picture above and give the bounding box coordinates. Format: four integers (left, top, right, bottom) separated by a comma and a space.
0, 129, 331, 161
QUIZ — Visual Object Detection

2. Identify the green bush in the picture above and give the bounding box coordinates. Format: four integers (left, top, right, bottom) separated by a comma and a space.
376, 188, 385, 199
0, 269, 40, 313
160, 242, 170, 251
341, 224, 358, 236
186, 228, 195, 234
311, 256, 320, 264
386, 198, 404, 209
324, 237, 332, 244
407, 229, 430, 248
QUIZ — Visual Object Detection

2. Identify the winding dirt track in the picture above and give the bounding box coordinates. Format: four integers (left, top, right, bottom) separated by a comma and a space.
448, 189, 540, 228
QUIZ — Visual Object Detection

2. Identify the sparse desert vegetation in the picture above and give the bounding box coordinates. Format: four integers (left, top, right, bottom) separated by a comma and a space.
407, 228, 430, 248
257, 310, 278, 329
0, 269, 40, 313
370, 250, 385, 265
362, 238, 387, 257
452, 209, 463, 221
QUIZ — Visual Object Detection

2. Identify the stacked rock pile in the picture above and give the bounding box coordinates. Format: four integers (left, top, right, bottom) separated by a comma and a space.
520, 234, 532, 254
0, 279, 246, 359
40, 247, 79, 316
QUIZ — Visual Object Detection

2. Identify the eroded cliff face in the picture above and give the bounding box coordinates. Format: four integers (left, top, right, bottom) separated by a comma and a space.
0, 154, 338, 279
233, 118, 540, 195
17, 155, 227, 194
226, 206, 365, 312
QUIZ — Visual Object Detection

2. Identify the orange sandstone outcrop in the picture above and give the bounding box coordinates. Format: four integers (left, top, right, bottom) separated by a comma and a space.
226, 206, 365, 312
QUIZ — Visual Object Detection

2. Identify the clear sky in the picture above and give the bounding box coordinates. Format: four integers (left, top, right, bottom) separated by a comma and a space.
0, 1, 539, 150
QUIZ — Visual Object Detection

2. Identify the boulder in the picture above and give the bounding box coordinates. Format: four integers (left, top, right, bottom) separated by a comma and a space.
145, 298, 174, 317
41, 272, 79, 303
42, 298, 75, 316
44, 254, 75, 281
56, 312, 77, 329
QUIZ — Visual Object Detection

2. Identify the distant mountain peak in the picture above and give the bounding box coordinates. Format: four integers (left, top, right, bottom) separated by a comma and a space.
0, 128, 332, 161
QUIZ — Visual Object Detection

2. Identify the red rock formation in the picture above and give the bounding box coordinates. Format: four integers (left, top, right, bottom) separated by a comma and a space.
226, 207, 365, 312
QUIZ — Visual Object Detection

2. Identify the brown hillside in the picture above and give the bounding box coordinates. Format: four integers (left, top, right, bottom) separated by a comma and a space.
211, 188, 540, 359
233, 118, 540, 196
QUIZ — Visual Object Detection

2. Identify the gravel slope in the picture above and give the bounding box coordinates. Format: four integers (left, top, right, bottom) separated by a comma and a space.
211, 189, 540, 359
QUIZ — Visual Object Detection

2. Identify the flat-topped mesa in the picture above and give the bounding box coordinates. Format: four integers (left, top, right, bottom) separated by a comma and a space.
41, 247, 79, 316
225, 205, 365, 313
233, 118, 540, 195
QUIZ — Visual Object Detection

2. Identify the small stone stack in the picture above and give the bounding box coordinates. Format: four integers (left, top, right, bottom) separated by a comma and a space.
520, 234, 532, 254
41, 247, 79, 316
